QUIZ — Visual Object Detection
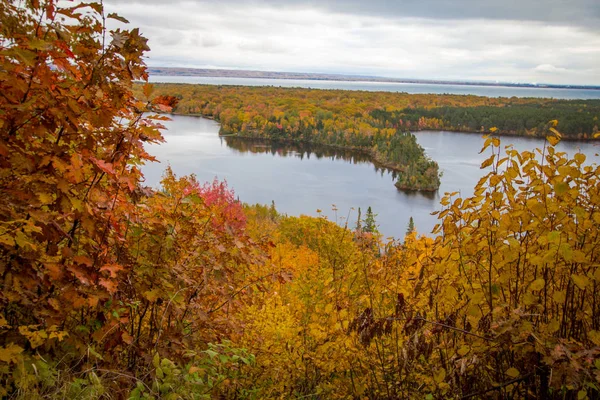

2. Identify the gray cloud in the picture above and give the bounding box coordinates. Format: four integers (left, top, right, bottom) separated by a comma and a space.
106, 0, 600, 26
103, 0, 600, 85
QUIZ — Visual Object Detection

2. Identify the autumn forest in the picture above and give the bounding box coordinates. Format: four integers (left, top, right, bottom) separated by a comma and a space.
2, 1, 600, 400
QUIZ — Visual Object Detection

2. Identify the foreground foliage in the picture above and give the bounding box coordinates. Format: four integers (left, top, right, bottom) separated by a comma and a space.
2, 1, 600, 399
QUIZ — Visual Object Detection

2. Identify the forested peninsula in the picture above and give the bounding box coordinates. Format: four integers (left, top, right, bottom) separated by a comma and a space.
138, 83, 600, 191
136, 84, 442, 191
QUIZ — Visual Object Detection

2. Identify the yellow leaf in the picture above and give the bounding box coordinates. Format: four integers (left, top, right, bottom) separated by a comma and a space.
38, 192, 53, 205
529, 278, 545, 291
546, 319, 560, 333
546, 135, 560, 146
554, 181, 569, 195
549, 127, 562, 138
467, 304, 481, 317
434, 368, 446, 384
547, 231, 561, 244
553, 290, 566, 303
19, 326, 47, 348
505, 367, 520, 378
572, 274, 589, 290
523, 292, 537, 305
0, 344, 24, 363
457, 346, 470, 356
144, 289, 161, 301
589, 330, 600, 346
574, 153, 586, 165
480, 154, 495, 169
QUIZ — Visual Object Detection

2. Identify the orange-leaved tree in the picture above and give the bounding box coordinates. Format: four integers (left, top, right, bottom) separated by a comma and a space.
1, 3, 272, 397
0, 0, 164, 395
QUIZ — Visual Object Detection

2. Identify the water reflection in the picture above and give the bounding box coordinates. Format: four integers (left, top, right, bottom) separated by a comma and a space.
223, 136, 395, 174
143, 115, 599, 240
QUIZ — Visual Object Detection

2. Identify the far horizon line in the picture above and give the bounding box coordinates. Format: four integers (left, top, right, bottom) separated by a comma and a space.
147, 66, 600, 91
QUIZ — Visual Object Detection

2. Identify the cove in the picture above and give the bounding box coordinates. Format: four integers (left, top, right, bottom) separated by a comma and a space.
142, 114, 600, 239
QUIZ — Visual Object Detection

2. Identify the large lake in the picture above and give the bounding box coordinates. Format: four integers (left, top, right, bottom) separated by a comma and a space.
149, 76, 600, 100
142, 115, 599, 239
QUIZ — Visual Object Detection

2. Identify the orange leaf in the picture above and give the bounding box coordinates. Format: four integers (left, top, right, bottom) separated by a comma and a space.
100, 264, 125, 278
90, 158, 116, 175
121, 331, 134, 345
73, 255, 92, 266
99, 278, 118, 294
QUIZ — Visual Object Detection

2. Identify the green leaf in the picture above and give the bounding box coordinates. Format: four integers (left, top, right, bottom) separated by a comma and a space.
205, 349, 218, 359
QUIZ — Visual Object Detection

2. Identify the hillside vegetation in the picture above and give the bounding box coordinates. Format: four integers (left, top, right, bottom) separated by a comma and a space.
2, 2, 600, 399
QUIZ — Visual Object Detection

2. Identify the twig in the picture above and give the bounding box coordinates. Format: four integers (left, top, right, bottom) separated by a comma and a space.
461, 373, 533, 399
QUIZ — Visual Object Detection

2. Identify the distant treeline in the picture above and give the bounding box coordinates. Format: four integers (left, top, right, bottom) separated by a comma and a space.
376, 100, 600, 139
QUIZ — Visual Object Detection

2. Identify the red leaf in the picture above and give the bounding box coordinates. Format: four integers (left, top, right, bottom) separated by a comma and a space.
46, 2, 55, 21
99, 278, 118, 294
90, 157, 116, 175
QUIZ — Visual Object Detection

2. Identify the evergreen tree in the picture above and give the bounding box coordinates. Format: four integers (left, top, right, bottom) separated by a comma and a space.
364, 206, 378, 233
355, 207, 362, 232
406, 216, 415, 236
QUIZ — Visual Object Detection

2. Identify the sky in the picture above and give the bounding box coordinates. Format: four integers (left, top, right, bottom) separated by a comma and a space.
103, 0, 600, 85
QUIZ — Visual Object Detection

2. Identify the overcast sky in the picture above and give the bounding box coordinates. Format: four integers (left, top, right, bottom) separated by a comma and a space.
104, 0, 600, 85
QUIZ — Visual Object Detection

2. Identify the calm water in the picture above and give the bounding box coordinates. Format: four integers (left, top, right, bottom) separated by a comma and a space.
142, 115, 600, 239
149, 76, 600, 100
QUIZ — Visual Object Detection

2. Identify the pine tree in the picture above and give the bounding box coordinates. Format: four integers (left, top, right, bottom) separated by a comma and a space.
355, 207, 362, 232
406, 216, 415, 236
364, 206, 378, 233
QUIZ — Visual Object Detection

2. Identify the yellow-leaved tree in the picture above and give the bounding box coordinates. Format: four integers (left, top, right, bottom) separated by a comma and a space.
230, 129, 600, 399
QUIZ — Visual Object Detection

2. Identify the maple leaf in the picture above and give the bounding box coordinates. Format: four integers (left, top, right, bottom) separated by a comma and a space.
90, 157, 116, 175
100, 263, 125, 278
99, 278, 118, 294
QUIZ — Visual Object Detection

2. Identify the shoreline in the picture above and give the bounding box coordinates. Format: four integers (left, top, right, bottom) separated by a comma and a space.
164, 111, 440, 191
147, 70, 600, 92
168, 111, 598, 143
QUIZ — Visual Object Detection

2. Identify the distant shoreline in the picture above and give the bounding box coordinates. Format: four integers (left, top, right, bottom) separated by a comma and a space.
148, 67, 600, 92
